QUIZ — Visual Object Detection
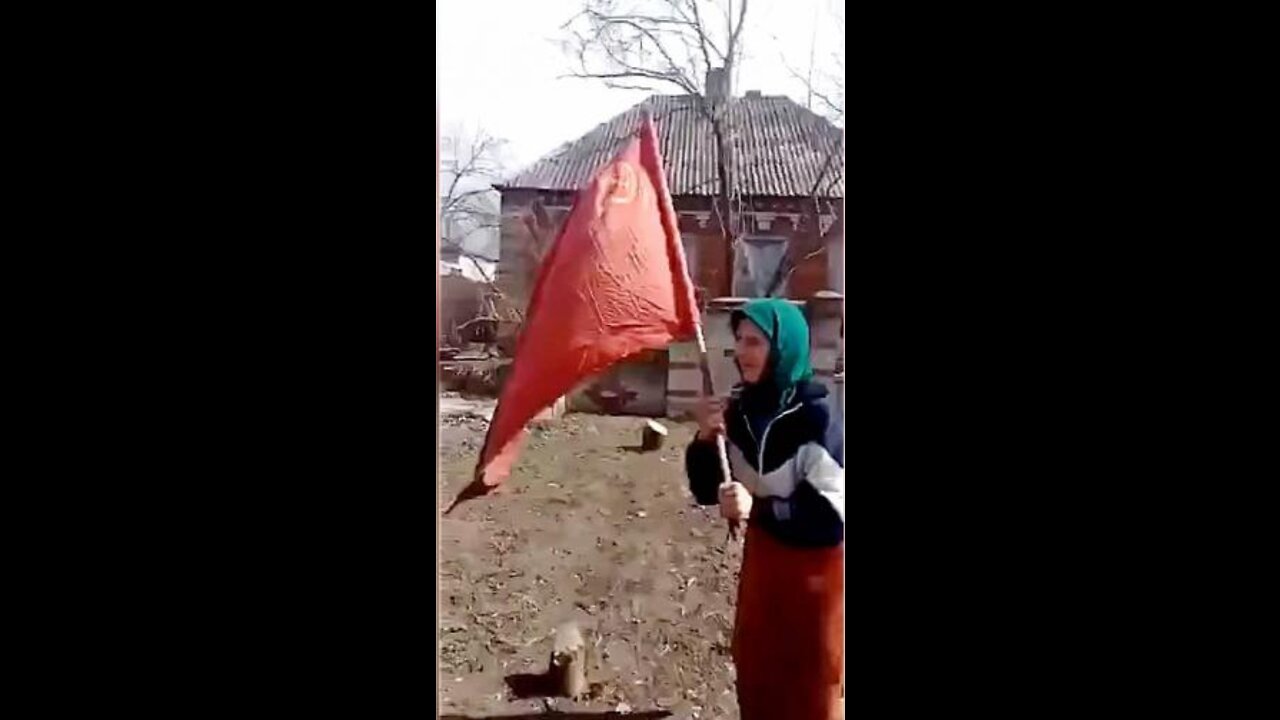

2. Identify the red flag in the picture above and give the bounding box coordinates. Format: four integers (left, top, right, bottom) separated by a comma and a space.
446, 113, 698, 513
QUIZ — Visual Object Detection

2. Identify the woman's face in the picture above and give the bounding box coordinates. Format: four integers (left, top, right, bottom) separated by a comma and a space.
735, 320, 770, 384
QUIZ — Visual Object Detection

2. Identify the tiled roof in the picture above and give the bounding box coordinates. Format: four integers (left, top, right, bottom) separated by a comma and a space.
500, 94, 843, 198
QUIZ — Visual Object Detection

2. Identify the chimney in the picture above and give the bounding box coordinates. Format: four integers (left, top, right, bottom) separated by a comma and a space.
704, 67, 730, 103
745, 90, 761, 99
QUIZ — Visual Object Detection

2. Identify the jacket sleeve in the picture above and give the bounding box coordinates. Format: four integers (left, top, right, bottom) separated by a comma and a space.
685, 437, 722, 506
753, 412, 845, 547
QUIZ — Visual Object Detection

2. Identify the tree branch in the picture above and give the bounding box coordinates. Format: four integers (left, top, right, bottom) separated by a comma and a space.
561, 0, 752, 290
441, 126, 505, 271
442, 187, 496, 216
686, 0, 722, 69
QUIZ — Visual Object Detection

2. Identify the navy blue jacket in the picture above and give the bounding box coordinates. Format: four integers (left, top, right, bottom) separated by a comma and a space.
686, 380, 844, 547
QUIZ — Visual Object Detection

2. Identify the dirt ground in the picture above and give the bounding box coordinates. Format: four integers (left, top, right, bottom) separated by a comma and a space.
439, 399, 745, 719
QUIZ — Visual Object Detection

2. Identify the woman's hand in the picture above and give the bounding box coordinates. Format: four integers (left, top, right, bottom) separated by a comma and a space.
718, 481, 753, 521
694, 395, 725, 441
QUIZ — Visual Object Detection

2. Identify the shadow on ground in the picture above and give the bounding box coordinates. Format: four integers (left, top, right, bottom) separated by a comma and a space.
503, 672, 558, 699
440, 707, 670, 712
439, 673, 674, 719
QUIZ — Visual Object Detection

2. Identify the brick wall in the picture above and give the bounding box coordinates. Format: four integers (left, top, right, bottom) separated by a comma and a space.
496, 189, 578, 311
497, 190, 843, 314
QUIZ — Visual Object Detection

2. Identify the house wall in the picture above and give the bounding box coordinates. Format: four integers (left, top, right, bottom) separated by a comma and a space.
806, 292, 844, 400
827, 230, 845, 295
495, 189, 577, 312
497, 190, 843, 312
495, 189, 844, 417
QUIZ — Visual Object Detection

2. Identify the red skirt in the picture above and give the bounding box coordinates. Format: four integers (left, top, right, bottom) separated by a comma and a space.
732, 522, 844, 720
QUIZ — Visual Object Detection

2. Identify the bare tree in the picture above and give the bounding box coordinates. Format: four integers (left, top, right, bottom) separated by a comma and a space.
440, 126, 506, 282
561, 0, 842, 301
561, 0, 751, 257
773, 3, 843, 125
759, 2, 843, 297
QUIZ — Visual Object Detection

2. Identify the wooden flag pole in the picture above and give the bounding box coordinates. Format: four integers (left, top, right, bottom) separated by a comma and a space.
639, 105, 739, 541
693, 321, 741, 541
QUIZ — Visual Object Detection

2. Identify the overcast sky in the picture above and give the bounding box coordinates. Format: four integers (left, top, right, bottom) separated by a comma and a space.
437, 0, 842, 175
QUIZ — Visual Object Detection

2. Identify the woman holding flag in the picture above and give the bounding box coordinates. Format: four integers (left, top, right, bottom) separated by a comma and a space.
686, 298, 845, 720
443, 109, 842, 715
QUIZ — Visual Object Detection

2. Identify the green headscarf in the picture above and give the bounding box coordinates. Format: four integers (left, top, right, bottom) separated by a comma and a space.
731, 298, 814, 409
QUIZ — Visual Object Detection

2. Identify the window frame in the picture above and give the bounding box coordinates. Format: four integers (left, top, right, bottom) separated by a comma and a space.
733, 235, 789, 298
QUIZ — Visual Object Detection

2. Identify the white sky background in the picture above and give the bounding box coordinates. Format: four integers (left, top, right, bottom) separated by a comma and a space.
437, 0, 843, 177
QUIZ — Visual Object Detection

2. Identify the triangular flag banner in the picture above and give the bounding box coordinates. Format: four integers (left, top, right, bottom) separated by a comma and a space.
446, 113, 698, 513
